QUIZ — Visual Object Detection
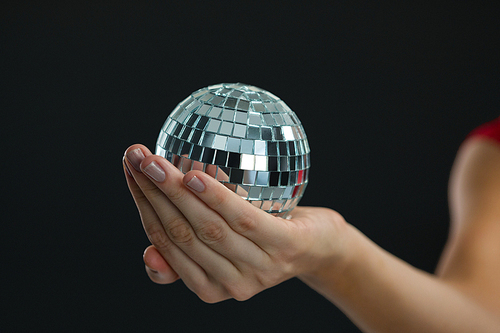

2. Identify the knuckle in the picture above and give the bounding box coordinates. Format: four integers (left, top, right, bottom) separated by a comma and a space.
167, 218, 194, 245
141, 181, 164, 199
195, 285, 226, 304
224, 284, 254, 302
210, 188, 231, 211
166, 185, 187, 204
148, 229, 171, 250
196, 222, 227, 245
232, 210, 257, 234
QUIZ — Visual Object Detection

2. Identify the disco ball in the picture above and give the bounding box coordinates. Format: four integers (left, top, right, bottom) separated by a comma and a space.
155, 83, 310, 217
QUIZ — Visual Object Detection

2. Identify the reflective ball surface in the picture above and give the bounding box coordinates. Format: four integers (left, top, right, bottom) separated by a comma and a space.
156, 83, 310, 217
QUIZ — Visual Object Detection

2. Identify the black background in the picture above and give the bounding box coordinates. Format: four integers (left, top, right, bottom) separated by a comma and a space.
2, 1, 499, 332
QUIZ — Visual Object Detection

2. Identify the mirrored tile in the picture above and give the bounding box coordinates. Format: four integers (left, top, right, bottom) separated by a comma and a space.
207, 84, 223, 90
282, 186, 293, 199
273, 188, 284, 199
235, 111, 247, 124
273, 113, 285, 125
262, 188, 274, 200
232, 124, 246, 138
219, 121, 234, 135
186, 100, 202, 112
206, 119, 221, 133
190, 129, 202, 145
226, 137, 240, 152
264, 102, 277, 112
177, 109, 189, 123
256, 171, 269, 186
269, 172, 279, 186
243, 170, 257, 185
263, 114, 275, 126
200, 93, 214, 102
195, 116, 209, 130
227, 152, 241, 168
255, 155, 267, 171
236, 99, 250, 111
214, 150, 228, 166
254, 140, 266, 155
221, 109, 235, 121
261, 127, 272, 140
282, 113, 294, 125
192, 88, 208, 98
181, 142, 193, 156
210, 95, 224, 106
224, 97, 237, 109
190, 145, 203, 161
230, 169, 244, 183
247, 93, 260, 100
240, 154, 255, 170
230, 90, 243, 98
196, 104, 211, 116
213, 135, 227, 150
280, 172, 289, 186
208, 106, 222, 118
248, 112, 262, 126
261, 200, 272, 210
240, 139, 253, 154
165, 119, 176, 134
247, 126, 260, 140
157, 130, 168, 147
171, 139, 181, 155
252, 102, 266, 112
180, 127, 192, 140
273, 127, 283, 140
186, 114, 198, 127
248, 187, 261, 199
201, 132, 215, 147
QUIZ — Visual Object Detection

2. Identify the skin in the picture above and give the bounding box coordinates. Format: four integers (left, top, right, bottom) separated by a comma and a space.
123, 137, 500, 333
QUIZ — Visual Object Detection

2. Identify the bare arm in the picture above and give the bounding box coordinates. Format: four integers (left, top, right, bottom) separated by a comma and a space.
437, 138, 500, 313
301, 138, 500, 332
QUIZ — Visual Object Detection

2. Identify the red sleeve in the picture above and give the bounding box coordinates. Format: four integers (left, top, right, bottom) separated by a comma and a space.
467, 117, 500, 144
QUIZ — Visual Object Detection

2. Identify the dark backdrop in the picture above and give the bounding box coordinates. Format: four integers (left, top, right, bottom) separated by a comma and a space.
2, 1, 499, 332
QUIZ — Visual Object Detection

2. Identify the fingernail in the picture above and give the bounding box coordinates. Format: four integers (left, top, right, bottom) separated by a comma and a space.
126, 148, 145, 171
143, 161, 166, 182
145, 265, 159, 274
186, 175, 205, 192
123, 158, 133, 177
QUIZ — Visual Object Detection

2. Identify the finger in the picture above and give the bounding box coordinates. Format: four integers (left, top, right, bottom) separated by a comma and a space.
143, 245, 179, 284
127, 148, 242, 285
124, 145, 226, 299
182, 170, 292, 246
140, 155, 270, 267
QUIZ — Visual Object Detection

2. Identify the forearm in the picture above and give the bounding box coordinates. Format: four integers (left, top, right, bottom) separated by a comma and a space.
299, 224, 500, 333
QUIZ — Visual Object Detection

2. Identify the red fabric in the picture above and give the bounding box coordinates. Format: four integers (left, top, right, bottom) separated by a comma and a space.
467, 117, 500, 144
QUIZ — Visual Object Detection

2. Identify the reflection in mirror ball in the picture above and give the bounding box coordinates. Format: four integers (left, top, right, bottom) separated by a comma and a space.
156, 83, 310, 217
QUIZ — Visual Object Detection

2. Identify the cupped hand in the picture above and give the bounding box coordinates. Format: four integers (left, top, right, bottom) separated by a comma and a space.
123, 144, 348, 303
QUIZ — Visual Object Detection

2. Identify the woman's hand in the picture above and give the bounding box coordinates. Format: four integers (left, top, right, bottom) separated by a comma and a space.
123, 144, 349, 303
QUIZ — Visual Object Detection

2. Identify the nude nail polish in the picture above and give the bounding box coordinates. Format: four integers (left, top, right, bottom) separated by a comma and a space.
126, 148, 145, 171
186, 176, 205, 192
143, 161, 166, 182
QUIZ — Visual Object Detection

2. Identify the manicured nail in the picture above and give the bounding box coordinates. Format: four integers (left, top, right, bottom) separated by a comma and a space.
186, 175, 205, 192
143, 161, 166, 182
145, 265, 159, 274
126, 148, 145, 171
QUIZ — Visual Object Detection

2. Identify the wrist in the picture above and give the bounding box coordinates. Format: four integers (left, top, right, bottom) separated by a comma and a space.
297, 221, 362, 294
